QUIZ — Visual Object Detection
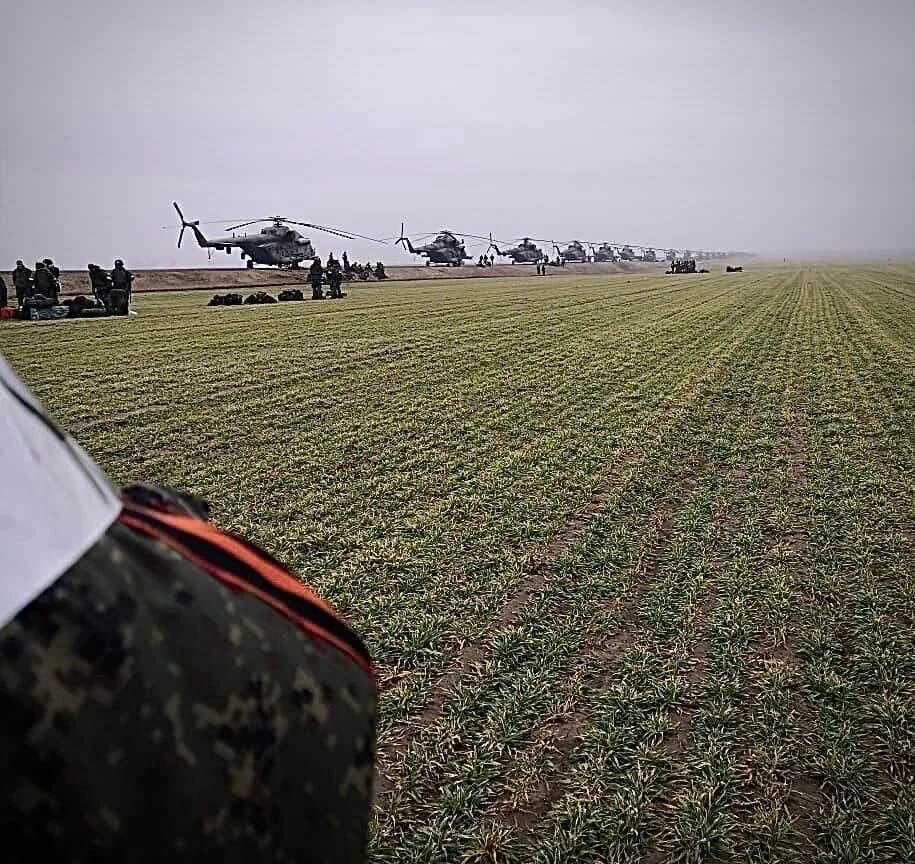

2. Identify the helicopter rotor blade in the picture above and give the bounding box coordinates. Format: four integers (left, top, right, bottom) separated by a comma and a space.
174, 201, 186, 248
284, 220, 385, 243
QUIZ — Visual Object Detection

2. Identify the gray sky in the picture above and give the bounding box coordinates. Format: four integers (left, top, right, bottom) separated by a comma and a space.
2, 0, 913, 268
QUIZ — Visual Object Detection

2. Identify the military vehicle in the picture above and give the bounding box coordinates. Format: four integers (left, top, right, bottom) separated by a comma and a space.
619, 245, 635, 262
488, 235, 544, 264
557, 240, 589, 263
395, 224, 476, 266
589, 243, 618, 263
172, 202, 378, 269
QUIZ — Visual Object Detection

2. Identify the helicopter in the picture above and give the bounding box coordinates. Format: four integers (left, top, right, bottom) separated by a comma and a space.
618, 245, 636, 262
642, 247, 658, 263
394, 223, 477, 266
488, 235, 544, 264
555, 240, 589, 263
172, 202, 378, 269
588, 243, 618, 263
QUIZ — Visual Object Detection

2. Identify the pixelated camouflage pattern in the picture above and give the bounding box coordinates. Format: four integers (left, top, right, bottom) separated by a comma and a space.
0, 520, 376, 863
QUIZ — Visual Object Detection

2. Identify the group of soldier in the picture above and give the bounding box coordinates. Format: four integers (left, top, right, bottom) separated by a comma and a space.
2, 258, 134, 318
668, 258, 698, 274
3, 259, 63, 310
307, 254, 387, 300
86, 260, 135, 314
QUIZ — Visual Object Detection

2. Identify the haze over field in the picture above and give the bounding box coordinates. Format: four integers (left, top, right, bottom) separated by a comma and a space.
2, 0, 913, 268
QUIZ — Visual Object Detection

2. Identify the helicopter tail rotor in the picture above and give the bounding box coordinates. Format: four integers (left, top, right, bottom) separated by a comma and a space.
173, 201, 201, 249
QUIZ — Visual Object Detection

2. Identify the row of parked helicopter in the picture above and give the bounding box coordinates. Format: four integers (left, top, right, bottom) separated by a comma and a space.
171, 203, 738, 270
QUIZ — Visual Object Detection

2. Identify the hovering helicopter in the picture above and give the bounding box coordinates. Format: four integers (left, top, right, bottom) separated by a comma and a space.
395, 224, 477, 266
588, 243, 618, 263
172, 202, 378, 269
488, 235, 544, 264
555, 240, 589, 263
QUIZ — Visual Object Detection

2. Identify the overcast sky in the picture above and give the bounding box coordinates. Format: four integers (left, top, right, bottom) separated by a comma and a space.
2, 0, 913, 268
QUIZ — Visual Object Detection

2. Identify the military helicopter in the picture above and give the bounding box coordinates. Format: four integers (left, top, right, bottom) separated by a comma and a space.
172, 202, 378, 269
555, 240, 589, 263
642, 248, 658, 263
488, 235, 544, 264
588, 243, 618, 263
618, 245, 636, 262
394, 223, 478, 266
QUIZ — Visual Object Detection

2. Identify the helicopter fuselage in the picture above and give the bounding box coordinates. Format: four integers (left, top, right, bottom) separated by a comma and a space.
559, 243, 588, 263
492, 240, 542, 263
187, 223, 316, 267
590, 246, 618, 262
405, 235, 470, 265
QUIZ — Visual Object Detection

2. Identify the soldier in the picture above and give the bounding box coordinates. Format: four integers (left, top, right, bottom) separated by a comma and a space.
32, 260, 57, 302
360, 263, 371, 281
309, 257, 324, 299
42, 258, 61, 300
374, 262, 387, 280
327, 256, 343, 299
88, 264, 111, 306
342, 250, 351, 275
0, 274, 6, 308
110, 259, 133, 297
12, 261, 32, 307
108, 259, 133, 315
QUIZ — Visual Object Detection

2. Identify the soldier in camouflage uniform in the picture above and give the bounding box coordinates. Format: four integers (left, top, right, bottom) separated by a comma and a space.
309, 257, 324, 300
88, 263, 111, 306
32, 260, 58, 302
0, 357, 377, 863
12, 260, 32, 307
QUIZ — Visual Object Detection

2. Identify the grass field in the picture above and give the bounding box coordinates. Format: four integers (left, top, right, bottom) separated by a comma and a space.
3, 264, 913, 862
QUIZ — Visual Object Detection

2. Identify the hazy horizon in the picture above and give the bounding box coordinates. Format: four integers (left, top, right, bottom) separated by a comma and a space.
2, 0, 913, 269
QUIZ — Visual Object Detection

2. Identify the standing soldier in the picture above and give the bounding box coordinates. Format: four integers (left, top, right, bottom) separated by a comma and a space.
309, 257, 324, 300
12, 261, 32, 308
32, 261, 57, 302
327, 256, 343, 299
342, 251, 351, 277
43, 258, 61, 299
0, 273, 7, 308
88, 264, 111, 307
108, 259, 133, 315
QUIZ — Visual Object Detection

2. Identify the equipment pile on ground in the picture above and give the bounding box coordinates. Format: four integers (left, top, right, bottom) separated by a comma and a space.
243, 292, 277, 305
207, 293, 243, 306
